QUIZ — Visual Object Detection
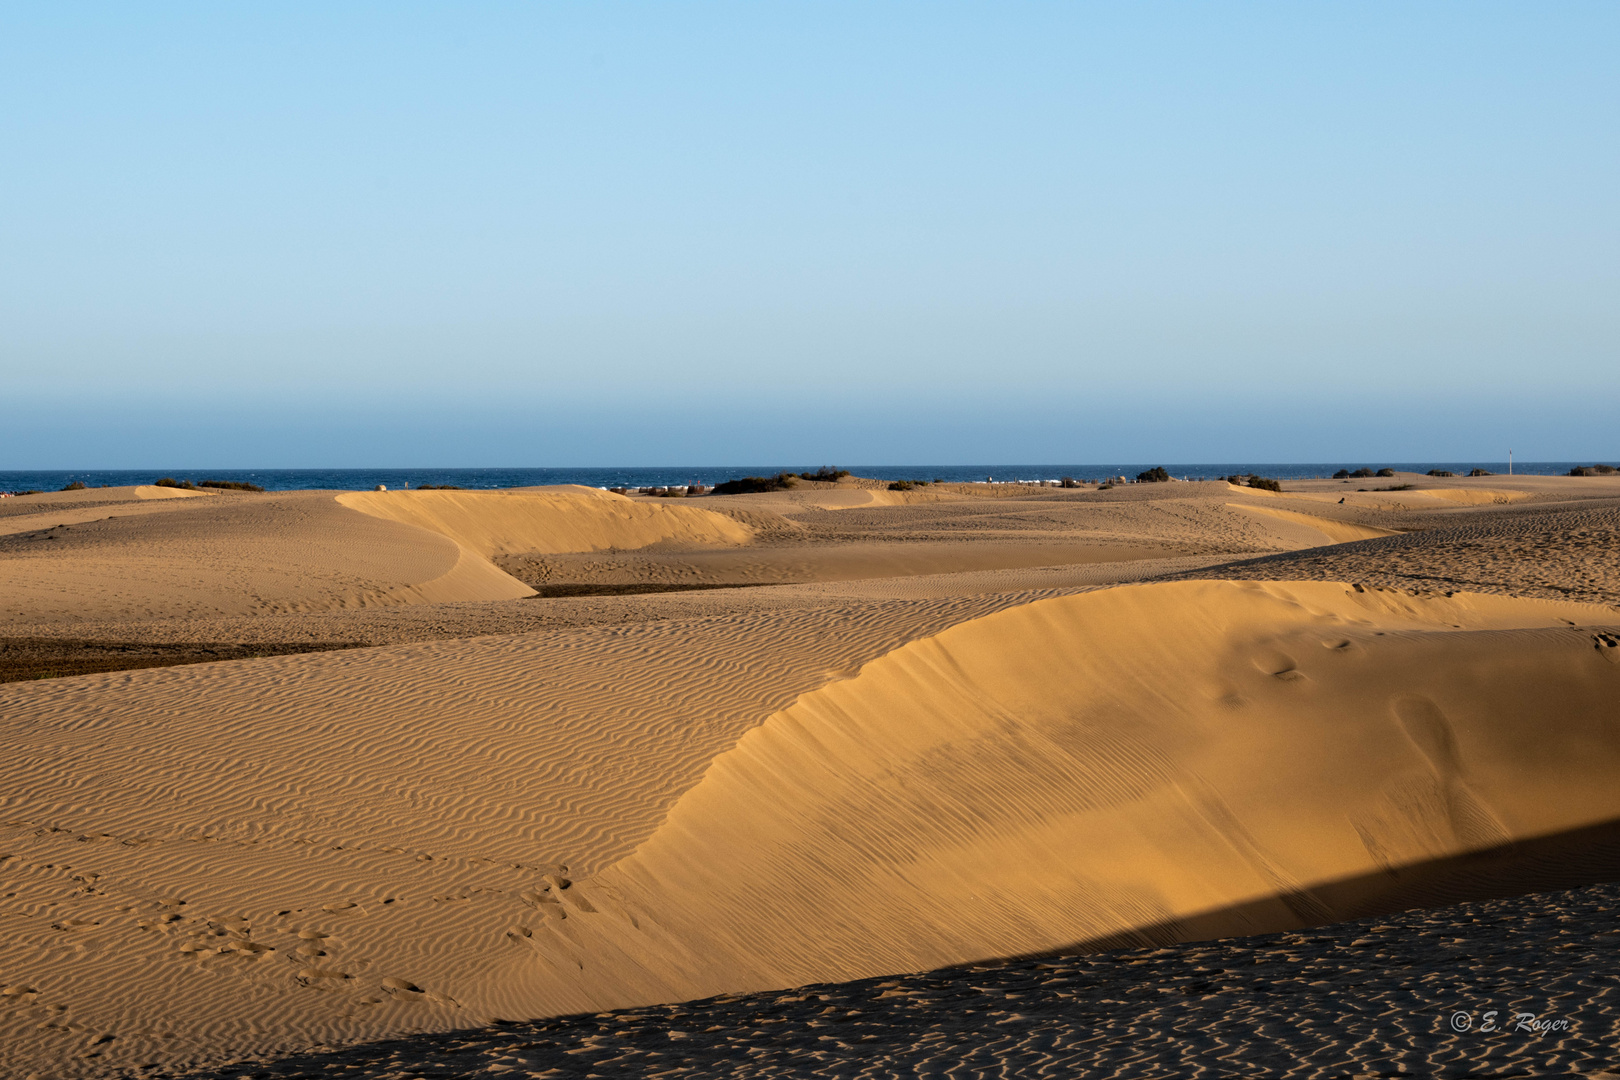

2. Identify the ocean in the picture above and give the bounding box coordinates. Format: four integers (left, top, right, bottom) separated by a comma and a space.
0, 462, 1601, 494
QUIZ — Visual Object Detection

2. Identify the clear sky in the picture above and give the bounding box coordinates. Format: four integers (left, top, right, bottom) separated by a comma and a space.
2, 2, 1615, 467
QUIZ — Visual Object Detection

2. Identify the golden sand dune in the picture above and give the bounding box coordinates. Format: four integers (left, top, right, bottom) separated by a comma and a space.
336, 486, 754, 557
5, 474, 1620, 1077
0, 484, 213, 512
0, 486, 216, 537
589, 583, 1620, 994
0, 487, 761, 625
0, 492, 528, 623
1227, 502, 1399, 545
0, 579, 1614, 1076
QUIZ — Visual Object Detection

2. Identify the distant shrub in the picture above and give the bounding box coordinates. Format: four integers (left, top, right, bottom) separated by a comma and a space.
1059, 476, 1081, 488
1377, 483, 1415, 491
60, 481, 88, 491
1224, 473, 1280, 492
1574, 464, 1619, 476
1332, 469, 1350, 479
1376, 468, 1396, 477
712, 473, 798, 495
199, 479, 265, 492
8, 489, 44, 496
797, 467, 850, 483
1350, 467, 1375, 478
1467, 468, 1493, 477
153, 477, 196, 489
888, 479, 931, 491
413, 483, 461, 490
1427, 469, 1456, 478
1098, 482, 1116, 491
1136, 466, 1170, 483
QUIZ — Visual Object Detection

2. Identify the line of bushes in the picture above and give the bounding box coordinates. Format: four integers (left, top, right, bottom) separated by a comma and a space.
1570, 464, 1617, 476
711, 474, 798, 495
153, 477, 266, 492
1225, 473, 1282, 492
1332, 468, 1397, 479
798, 467, 850, 483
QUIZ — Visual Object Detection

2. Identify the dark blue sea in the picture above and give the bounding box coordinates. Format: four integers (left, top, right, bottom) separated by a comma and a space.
0, 463, 1602, 495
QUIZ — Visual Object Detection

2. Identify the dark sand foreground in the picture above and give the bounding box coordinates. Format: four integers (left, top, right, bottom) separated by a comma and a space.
162, 880, 1620, 1079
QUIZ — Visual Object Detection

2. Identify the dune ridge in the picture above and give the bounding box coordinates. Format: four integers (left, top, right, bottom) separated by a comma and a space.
2, 580, 1615, 1076
5, 473, 1620, 1077
515, 582, 1620, 1006
336, 487, 755, 558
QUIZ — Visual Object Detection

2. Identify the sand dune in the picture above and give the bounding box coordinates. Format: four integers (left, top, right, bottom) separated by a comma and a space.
1227, 502, 1399, 545
1, 579, 1615, 1076
0, 487, 761, 625
572, 583, 1620, 995
0, 491, 530, 623
5, 474, 1620, 1078
0, 485, 213, 513
337, 486, 754, 557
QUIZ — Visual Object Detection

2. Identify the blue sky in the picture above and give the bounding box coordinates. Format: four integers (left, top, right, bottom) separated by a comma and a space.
2, 2, 1615, 466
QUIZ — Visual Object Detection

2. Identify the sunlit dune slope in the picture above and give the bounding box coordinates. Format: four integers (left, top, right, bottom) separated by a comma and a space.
0, 492, 530, 623
1228, 502, 1399, 545
0, 487, 759, 624
574, 581, 1620, 996
0, 580, 1614, 1078
336, 486, 754, 556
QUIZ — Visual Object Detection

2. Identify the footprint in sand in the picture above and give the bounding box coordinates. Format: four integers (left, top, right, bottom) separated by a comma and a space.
1251, 648, 1306, 681
1594, 632, 1620, 663
380, 976, 433, 1002
295, 967, 353, 987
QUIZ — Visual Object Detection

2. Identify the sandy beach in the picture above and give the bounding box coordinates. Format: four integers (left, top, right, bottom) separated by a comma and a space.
2, 472, 1618, 1077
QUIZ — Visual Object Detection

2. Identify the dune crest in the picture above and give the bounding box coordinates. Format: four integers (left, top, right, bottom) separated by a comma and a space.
1227, 503, 1399, 545
537, 582, 1620, 1002
336, 486, 754, 557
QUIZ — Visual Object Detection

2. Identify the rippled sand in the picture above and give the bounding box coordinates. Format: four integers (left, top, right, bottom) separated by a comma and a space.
1, 472, 1617, 1078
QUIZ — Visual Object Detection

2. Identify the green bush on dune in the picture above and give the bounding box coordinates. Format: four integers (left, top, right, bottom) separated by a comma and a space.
798, 468, 850, 483
200, 479, 266, 492
60, 481, 88, 491
712, 473, 799, 495
153, 477, 196, 490
1223, 473, 1282, 492
1136, 467, 1170, 483
1376, 468, 1396, 477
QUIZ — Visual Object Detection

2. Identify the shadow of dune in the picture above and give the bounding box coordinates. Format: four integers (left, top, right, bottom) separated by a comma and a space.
1040, 815, 1620, 959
